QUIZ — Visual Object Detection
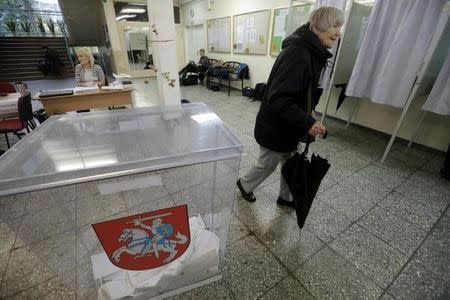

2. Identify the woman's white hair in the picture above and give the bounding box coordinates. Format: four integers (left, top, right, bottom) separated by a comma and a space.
309, 6, 344, 32
75, 47, 95, 67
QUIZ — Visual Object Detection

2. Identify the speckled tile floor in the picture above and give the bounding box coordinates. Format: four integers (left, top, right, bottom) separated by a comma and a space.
172, 82, 450, 300
0, 78, 449, 299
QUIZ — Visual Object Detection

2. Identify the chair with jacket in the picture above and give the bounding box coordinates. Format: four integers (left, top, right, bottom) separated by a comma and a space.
207, 61, 249, 96
0, 92, 35, 148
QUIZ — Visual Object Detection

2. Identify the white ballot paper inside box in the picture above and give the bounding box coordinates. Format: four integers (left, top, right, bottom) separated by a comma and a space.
93, 214, 220, 300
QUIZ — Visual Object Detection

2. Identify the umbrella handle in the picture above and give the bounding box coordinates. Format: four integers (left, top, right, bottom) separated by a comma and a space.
302, 130, 327, 155
302, 135, 314, 155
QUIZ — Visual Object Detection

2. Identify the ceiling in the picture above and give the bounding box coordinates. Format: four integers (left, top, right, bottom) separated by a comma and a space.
58, 0, 106, 46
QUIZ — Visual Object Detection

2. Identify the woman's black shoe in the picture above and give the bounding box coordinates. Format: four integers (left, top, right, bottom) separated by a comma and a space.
276, 197, 295, 208
236, 179, 256, 202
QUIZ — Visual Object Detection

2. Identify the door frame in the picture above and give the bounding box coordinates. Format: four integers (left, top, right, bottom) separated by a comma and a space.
183, 24, 205, 65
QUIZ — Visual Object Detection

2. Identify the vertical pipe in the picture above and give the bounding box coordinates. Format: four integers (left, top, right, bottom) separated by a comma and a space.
408, 111, 427, 147
381, 78, 418, 164
346, 98, 357, 127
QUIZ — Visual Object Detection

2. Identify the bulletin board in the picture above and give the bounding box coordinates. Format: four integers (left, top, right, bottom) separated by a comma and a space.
207, 17, 231, 53
270, 5, 312, 55
233, 10, 270, 55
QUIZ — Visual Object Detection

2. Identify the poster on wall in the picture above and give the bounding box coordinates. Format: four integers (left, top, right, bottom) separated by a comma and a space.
271, 5, 312, 55
207, 17, 231, 53
233, 10, 270, 55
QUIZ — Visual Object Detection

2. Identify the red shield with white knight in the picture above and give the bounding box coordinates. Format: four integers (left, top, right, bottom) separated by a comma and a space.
92, 204, 190, 270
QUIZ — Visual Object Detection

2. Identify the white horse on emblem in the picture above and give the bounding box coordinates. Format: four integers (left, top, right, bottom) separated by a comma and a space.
111, 227, 188, 263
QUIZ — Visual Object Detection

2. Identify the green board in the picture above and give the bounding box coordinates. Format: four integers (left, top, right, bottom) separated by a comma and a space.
270, 5, 312, 55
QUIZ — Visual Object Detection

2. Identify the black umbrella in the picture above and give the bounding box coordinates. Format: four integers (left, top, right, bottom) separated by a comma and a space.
282, 141, 331, 229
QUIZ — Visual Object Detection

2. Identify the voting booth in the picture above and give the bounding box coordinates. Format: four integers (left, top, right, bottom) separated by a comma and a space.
0, 103, 242, 299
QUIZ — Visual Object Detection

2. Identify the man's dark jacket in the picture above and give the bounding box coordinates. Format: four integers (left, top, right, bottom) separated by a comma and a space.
198, 55, 210, 70
254, 23, 332, 152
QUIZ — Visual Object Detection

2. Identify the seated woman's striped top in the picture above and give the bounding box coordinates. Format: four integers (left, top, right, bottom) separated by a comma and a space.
75, 64, 105, 87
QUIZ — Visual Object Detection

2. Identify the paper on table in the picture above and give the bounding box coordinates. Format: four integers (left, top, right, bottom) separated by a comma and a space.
74, 86, 99, 93
101, 85, 124, 90
113, 73, 131, 79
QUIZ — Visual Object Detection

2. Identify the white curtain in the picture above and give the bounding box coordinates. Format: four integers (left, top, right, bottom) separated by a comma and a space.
346, 0, 446, 108
422, 52, 450, 115
314, 0, 347, 89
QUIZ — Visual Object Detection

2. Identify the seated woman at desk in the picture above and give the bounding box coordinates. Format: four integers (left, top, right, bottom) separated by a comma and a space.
75, 48, 105, 87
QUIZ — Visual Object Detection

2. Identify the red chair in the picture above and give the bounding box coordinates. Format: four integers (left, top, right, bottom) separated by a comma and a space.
0, 82, 16, 94
0, 93, 35, 148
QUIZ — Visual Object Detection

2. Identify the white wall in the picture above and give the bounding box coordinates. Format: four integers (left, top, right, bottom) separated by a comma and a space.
176, 24, 186, 70
184, 24, 205, 63
181, 0, 293, 86
179, 0, 449, 152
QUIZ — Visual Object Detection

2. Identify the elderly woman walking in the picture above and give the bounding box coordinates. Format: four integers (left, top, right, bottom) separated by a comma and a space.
236, 6, 344, 206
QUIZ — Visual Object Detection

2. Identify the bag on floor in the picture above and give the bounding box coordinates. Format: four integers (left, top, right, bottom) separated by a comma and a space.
181, 75, 198, 86
254, 83, 266, 101
242, 87, 255, 97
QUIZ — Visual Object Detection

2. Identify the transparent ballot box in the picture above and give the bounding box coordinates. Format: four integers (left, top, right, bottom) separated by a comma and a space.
0, 103, 242, 299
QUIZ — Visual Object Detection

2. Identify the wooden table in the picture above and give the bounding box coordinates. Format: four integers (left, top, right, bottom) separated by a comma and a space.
37, 88, 134, 115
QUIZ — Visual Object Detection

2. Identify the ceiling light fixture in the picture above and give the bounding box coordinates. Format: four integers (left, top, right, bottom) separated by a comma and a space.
116, 14, 137, 20
121, 8, 145, 13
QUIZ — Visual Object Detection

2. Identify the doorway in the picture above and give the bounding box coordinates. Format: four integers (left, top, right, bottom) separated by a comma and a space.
118, 22, 154, 78
184, 24, 205, 64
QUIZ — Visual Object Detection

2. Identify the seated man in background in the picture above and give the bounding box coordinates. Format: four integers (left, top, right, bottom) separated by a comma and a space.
38, 45, 63, 76
179, 48, 210, 83
75, 48, 105, 87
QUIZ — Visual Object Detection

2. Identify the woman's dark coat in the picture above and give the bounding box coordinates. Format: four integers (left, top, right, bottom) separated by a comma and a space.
254, 23, 332, 152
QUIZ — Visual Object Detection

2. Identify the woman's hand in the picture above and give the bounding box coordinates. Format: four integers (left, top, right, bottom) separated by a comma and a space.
308, 121, 326, 136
